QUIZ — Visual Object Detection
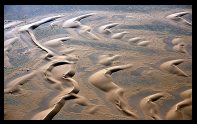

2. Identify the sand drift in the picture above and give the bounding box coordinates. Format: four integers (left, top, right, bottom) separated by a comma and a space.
4, 6, 192, 120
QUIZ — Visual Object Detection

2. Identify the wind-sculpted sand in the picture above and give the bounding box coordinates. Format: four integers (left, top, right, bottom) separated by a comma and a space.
166, 11, 192, 26
165, 89, 192, 120
98, 54, 120, 66
98, 23, 119, 35
139, 92, 167, 120
159, 59, 189, 77
111, 31, 129, 39
4, 5, 192, 120
88, 64, 139, 119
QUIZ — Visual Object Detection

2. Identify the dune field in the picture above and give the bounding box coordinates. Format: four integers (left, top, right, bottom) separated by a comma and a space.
4, 5, 192, 120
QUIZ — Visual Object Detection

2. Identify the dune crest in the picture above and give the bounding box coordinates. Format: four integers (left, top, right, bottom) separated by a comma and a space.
43, 37, 71, 48
137, 41, 152, 46
62, 13, 96, 28
166, 11, 192, 26
128, 37, 143, 43
140, 92, 167, 120
165, 89, 192, 120
98, 54, 120, 66
111, 31, 129, 39
98, 23, 119, 35
159, 59, 189, 77
88, 64, 139, 119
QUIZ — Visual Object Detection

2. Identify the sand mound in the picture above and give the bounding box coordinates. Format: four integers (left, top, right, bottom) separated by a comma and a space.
98, 54, 120, 66
166, 11, 192, 26
159, 59, 189, 77
140, 92, 167, 120
98, 23, 119, 35
111, 31, 129, 39
88, 64, 139, 119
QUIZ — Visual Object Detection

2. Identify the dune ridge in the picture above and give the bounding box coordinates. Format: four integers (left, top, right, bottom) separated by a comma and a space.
88, 64, 139, 119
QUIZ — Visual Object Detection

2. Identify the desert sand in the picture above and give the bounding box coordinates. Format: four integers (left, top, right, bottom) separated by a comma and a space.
4, 5, 192, 120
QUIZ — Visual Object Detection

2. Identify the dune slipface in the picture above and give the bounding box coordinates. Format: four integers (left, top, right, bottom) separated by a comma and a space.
159, 59, 189, 77
62, 13, 96, 28
88, 64, 139, 119
165, 89, 192, 120
4, 5, 192, 120
166, 11, 192, 26
140, 92, 167, 120
98, 23, 119, 35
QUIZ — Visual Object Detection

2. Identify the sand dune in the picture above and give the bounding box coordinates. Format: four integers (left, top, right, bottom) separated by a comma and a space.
98, 54, 120, 66
165, 89, 192, 120
19, 15, 64, 31
43, 37, 71, 48
137, 41, 152, 47
4, 20, 24, 29
140, 92, 167, 120
88, 64, 139, 119
4, 6, 192, 120
159, 59, 189, 77
128, 37, 143, 43
111, 31, 129, 39
62, 13, 96, 28
98, 23, 119, 35
171, 38, 182, 45
173, 42, 187, 53
166, 11, 192, 26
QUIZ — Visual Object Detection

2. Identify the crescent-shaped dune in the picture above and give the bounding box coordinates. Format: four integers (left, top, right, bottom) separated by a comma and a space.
98, 23, 119, 35
88, 64, 139, 119
31, 57, 80, 120
111, 31, 129, 39
43, 37, 71, 48
31, 94, 77, 120
19, 15, 64, 31
165, 89, 192, 120
159, 59, 189, 77
180, 89, 192, 99
79, 25, 100, 40
139, 92, 166, 120
98, 54, 120, 66
62, 13, 96, 28
166, 11, 192, 26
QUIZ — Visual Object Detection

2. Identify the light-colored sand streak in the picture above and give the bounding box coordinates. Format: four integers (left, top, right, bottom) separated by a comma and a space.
4, 20, 24, 29
42, 37, 71, 48
140, 92, 166, 120
88, 64, 139, 119
111, 31, 129, 39
159, 59, 189, 77
165, 89, 192, 120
